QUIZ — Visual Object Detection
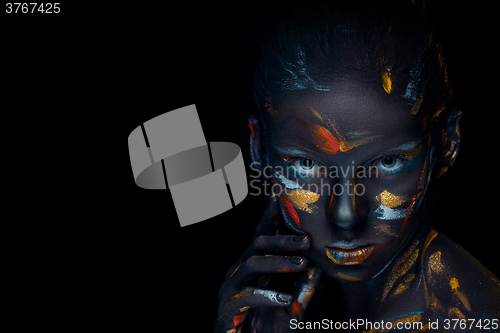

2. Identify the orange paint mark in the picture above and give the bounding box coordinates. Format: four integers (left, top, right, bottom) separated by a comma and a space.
291, 299, 302, 316
277, 268, 290, 273
232, 290, 244, 299
282, 194, 300, 226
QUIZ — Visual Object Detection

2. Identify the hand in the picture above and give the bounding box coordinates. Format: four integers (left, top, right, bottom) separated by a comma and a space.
214, 195, 322, 333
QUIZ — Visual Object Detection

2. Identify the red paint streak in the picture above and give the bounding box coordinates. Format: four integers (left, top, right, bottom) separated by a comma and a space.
399, 195, 418, 237
233, 311, 248, 328
247, 120, 257, 145
291, 299, 302, 316
328, 192, 335, 213
282, 195, 300, 227
312, 124, 340, 154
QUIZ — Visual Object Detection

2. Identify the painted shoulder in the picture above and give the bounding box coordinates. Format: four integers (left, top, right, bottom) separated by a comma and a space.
422, 231, 500, 320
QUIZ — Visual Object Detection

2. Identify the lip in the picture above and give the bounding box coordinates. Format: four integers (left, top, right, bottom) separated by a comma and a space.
325, 243, 379, 265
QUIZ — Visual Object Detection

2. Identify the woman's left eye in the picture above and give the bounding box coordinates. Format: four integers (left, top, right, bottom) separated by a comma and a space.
373, 156, 405, 174
291, 158, 324, 175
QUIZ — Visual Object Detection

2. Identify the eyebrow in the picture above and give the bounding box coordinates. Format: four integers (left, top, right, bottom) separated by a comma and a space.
274, 146, 309, 156
388, 140, 421, 152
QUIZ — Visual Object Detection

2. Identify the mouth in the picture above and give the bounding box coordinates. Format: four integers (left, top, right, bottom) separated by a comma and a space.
325, 242, 378, 265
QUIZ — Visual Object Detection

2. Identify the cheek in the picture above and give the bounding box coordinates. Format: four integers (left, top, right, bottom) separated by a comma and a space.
273, 173, 322, 230
369, 152, 432, 237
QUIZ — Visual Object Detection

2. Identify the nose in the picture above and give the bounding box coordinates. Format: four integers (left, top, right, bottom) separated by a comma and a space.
328, 176, 363, 228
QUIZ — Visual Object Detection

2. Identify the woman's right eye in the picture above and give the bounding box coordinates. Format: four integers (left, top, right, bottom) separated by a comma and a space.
291, 158, 326, 176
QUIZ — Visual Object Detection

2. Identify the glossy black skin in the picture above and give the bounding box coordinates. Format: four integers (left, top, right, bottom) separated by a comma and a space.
214, 82, 500, 332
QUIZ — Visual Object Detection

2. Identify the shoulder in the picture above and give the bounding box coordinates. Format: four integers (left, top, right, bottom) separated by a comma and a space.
421, 230, 500, 320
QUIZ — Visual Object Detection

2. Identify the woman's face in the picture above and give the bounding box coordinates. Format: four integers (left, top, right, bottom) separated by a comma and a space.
262, 81, 434, 282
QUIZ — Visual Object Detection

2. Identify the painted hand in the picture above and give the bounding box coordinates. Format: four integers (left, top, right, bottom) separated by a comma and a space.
214, 196, 322, 333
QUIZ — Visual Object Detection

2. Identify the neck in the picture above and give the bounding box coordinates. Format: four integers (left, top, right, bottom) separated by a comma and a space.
336, 224, 431, 321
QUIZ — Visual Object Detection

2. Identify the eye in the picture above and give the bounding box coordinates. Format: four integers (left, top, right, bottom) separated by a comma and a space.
373, 156, 405, 174
291, 158, 324, 176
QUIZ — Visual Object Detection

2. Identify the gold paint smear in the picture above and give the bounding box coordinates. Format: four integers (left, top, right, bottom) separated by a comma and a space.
404, 273, 416, 283
438, 166, 449, 177
374, 223, 397, 237
345, 131, 382, 150
288, 189, 320, 214
326, 249, 341, 265
393, 282, 407, 296
348, 136, 380, 149
419, 229, 438, 309
450, 277, 459, 291
399, 144, 422, 161
455, 290, 471, 311
381, 67, 393, 94
448, 307, 466, 320
376, 190, 408, 208
430, 292, 442, 310
229, 264, 242, 278
382, 240, 420, 302
428, 251, 445, 281
410, 92, 424, 115
335, 271, 363, 281
392, 273, 415, 297
308, 107, 323, 121
422, 229, 438, 254
232, 290, 244, 299
430, 105, 446, 122
297, 283, 315, 309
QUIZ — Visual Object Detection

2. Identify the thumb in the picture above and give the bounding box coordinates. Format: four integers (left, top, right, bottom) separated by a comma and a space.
290, 264, 323, 321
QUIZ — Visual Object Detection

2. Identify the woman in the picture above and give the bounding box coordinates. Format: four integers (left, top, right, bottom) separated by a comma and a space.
215, 1, 500, 332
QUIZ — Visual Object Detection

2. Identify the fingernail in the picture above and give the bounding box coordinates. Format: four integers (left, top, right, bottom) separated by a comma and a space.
292, 236, 305, 243
289, 257, 303, 265
276, 293, 292, 304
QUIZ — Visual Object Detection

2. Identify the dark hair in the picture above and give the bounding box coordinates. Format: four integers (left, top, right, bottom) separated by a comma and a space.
254, 0, 452, 135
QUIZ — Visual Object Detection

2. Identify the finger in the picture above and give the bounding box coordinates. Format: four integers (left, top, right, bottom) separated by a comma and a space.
225, 235, 310, 280
290, 264, 323, 320
220, 255, 308, 299
242, 234, 311, 262
253, 194, 281, 239
217, 287, 293, 331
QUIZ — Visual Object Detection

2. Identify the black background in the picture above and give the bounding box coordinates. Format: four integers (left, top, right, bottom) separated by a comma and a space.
3, 1, 498, 330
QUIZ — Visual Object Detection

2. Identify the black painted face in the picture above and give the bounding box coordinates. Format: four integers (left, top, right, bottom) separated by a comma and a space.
263, 81, 434, 282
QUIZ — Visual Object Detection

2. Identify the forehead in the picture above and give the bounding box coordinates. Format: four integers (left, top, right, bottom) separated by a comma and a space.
267, 81, 425, 155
